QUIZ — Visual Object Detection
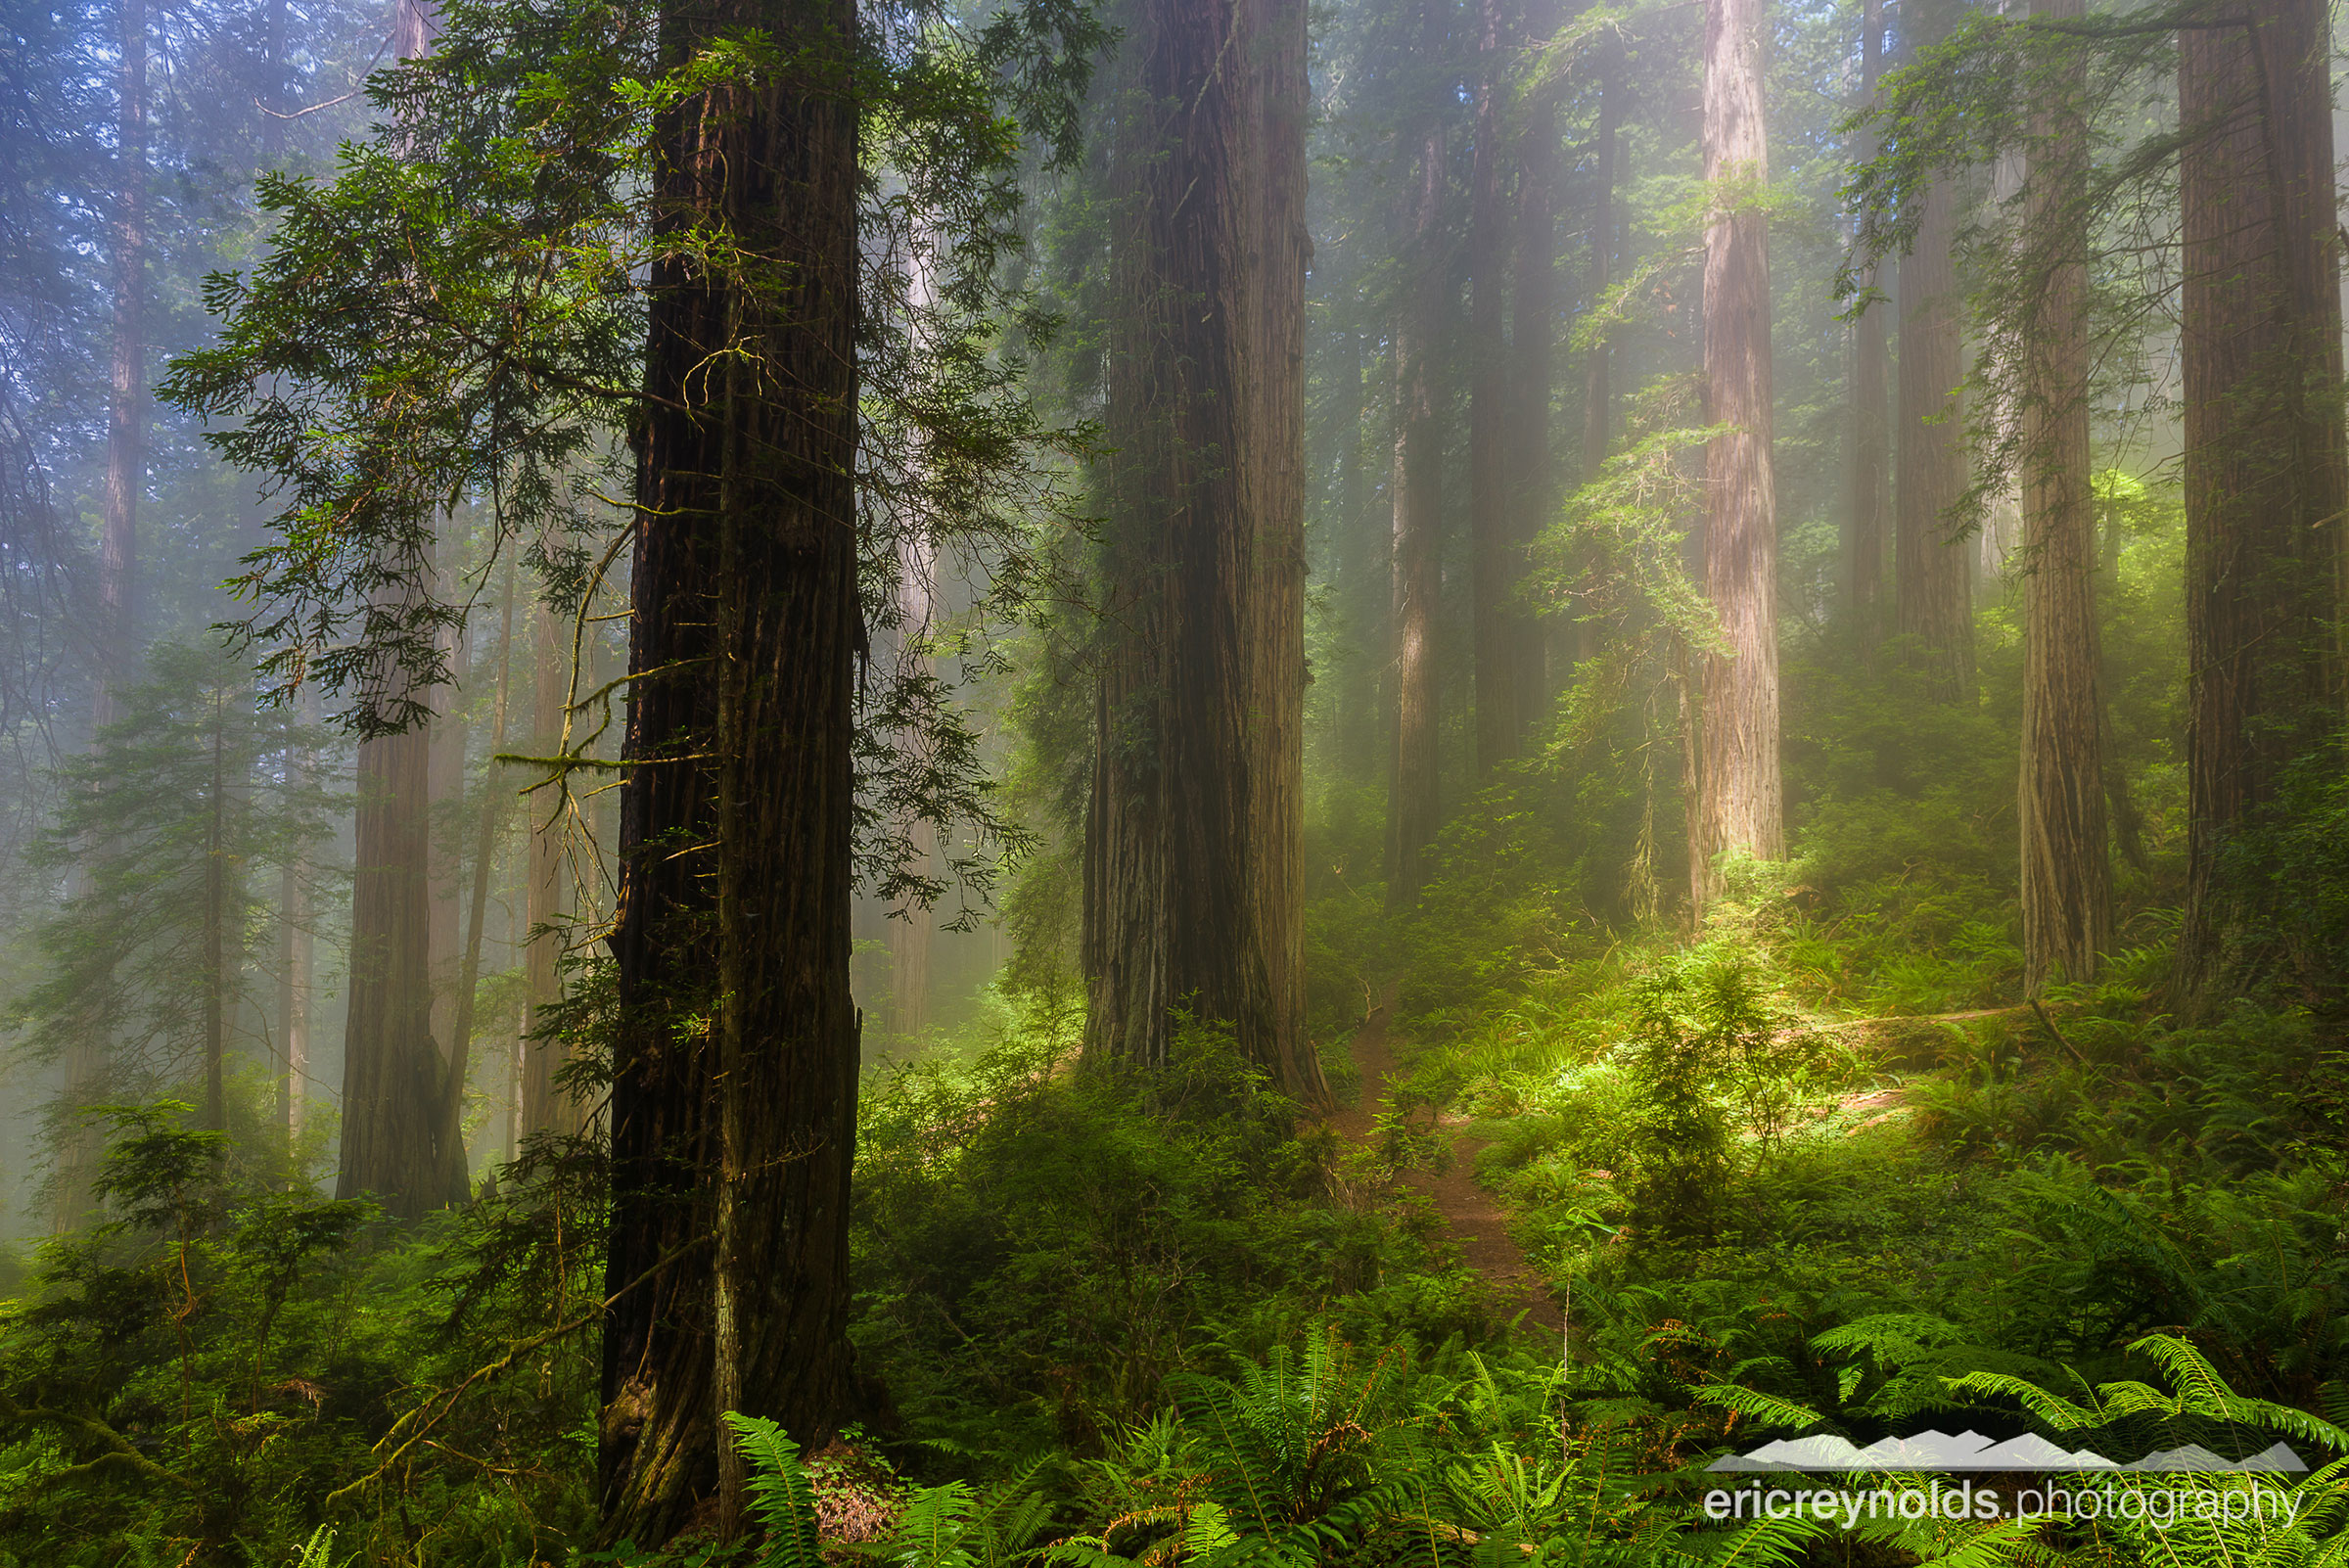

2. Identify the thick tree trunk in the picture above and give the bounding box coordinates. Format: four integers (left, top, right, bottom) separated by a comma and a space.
597, 0, 861, 1543
1082, 0, 1324, 1102
340, 717, 461, 1215
2017, 0, 2108, 994
338, 0, 466, 1221
1507, 0, 1560, 720
2175, 0, 2346, 997
1693, 0, 1781, 909
520, 593, 574, 1136
1386, 0, 1448, 908
1893, 4, 1973, 702
1468, 0, 1519, 772
1845, 0, 1889, 645
1245, 0, 1313, 1093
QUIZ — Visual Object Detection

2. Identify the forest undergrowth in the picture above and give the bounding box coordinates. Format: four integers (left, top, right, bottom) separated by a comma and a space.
9, 608, 2349, 1568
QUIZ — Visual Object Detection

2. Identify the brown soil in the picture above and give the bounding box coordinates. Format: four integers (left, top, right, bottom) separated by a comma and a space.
1334, 992, 1565, 1336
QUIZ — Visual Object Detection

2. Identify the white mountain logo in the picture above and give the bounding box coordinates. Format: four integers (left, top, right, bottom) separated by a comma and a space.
1707, 1430, 2308, 1474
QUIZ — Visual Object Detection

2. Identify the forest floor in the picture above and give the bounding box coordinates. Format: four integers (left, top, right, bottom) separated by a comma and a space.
1335, 992, 1566, 1336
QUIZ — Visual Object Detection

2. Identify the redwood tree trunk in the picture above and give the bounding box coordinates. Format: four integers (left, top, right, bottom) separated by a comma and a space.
1580, 36, 1619, 484
2017, 0, 2108, 993
337, 0, 467, 1221
203, 690, 228, 1130
2175, 0, 2346, 997
58, 0, 149, 1228
1468, 0, 1519, 772
597, 0, 861, 1543
1893, 3, 1972, 702
520, 593, 574, 1136
1081, 0, 1323, 1101
1507, 0, 1559, 717
1693, 0, 1781, 908
1387, 0, 1448, 907
1846, 0, 1889, 644
340, 716, 459, 1215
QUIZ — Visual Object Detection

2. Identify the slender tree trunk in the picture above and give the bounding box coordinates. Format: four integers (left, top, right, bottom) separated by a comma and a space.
891, 539, 935, 1039
1387, 0, 1448, 907
1468, 0, 1519, 772
1693, 0, 1781, 910
2175, 0, 2346, 998
428, 587, 468, 1075
1334, 324, 1382, 783
1846, 0, 1889, 645
279, 683, 316, 1151
1081, 0, 1324, 1102
520, 591, 573, 1136
1580, 37, 1619, 484
1507, 0, 1560, 721
2017, 0, 2108, 994
1893, 5, 1973, 701
597, 0, 861, 1542
445, 564, 516, 1166
57, 0, 149, 1229
204, 688, 228, 1130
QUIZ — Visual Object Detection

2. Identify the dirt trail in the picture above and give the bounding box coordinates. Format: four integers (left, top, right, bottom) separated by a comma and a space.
1334, 994, 1565, 1335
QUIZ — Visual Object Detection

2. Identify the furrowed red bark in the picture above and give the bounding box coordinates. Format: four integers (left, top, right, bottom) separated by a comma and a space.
1693, 0, 1782, 909
2017, 0, 2108, 994
2175, 0, 2347, 998
1082, 0, 1324, 1101
597, 0, 861, 1543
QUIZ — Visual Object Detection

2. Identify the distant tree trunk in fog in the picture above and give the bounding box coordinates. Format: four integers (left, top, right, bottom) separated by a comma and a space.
428, 610, 466, 1077
203, 689, 228, 1130
57, 0, 150, 1227
2017, 0, 2108, 994
1580, 36, 1619, 486
341, 692, 463, 1216
275, 688, 315, 1152
1082, 0, 1324, 1103
1335, 324, 1383, 783
2175, 0, 2346, 999
1386, 0, 1447, 907
891, 537, 935, 1039
1893, 7, 1973, 703
1692, 0, 1781, 908
445, 566, 515, 1169
338, 0, 467, 1221
1507, 0, 1559, 719
596, 0, 862, 1540
520, 592, 574, 1137
1845, 0, 1889, 646
1468, 0, 1519, 772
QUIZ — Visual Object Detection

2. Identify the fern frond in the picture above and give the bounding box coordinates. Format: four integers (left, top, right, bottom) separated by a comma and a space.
292, 1525, 336, 1568
1687, 1383, 1822, 1431
721, 1411, 822, 1568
